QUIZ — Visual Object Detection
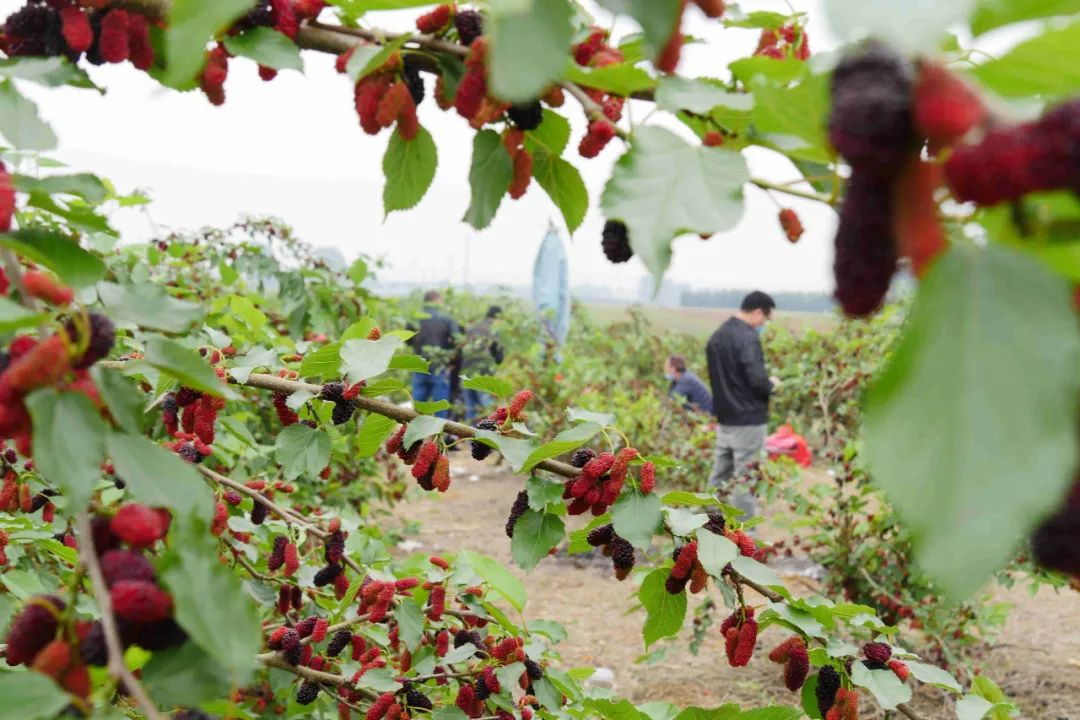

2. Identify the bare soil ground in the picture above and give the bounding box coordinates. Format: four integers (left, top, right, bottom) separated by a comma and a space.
388, 456, 1080, 719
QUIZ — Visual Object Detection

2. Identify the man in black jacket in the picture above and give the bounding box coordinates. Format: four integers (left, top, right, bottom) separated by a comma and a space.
705, 291, 779, 518
409, 290, 461, 419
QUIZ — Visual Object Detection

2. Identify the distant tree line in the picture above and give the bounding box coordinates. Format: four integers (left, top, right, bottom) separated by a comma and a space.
682, 289, 835, 313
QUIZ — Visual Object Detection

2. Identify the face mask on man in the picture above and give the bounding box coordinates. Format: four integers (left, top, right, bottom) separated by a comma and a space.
663, 372, 675, 381
756, 324, 767, 336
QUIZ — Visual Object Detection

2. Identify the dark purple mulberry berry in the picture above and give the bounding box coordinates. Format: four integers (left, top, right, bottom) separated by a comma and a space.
100, 549, 156, 587
281, 628, 301, 651
296, 680, 319, 704
453, 629, 484, 654
454, 9, 483, 45
863, 641, 892, 664
404, 55, 425, 105
524, 657, 543, 680
79, 621, 108, 666
601, 220, 633, 264
250, 498, 269, 525
5, 595, 64, 665
68, 312, 115, 368
816, 665, 841, 715
284, 644, 303, 665
331, 400, 356, 425
313, 563, 343, 587
3, 4, 54, 57
828, 40, 915, 179
474, 679, 490, 700
174, 387, 201, 407
406, 684, 434, 710
863, 659, 888, 670
508, 101, 543, 130
268, 535, 287, 571
130, 618, 187, 650
324, 530, 346, 564
665, 572, 690, 594
609, 536, 635, 576
570, 447, 596, 468
295, 616, 318, 638
178, 442, 206, 465
703, 511, 726, 535
472, 419, 498, 460
326, 629, 352, 657
505, 490, 529, 538
833, 170, 897, 318
586, 523, 614, 547
320, 382, 346, 402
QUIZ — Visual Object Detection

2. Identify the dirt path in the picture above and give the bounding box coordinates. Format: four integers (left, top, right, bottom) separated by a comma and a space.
387, 456, 1080, 719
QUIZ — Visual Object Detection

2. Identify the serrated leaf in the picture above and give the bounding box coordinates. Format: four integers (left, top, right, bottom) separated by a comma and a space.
162, 517, 261, 685
526, 475, 565, 511
524, 109, 571, 157
730, 555, 782, 588
299, 342, 343, 379
143, 336, 232, 398
162, 0, 256, 88
0, 673, 70, 720
823, 0, 974, 54
357, 413, 398, 457
521, 421, 601, 472
460, 550, 527, 612
601, 126, 748, 285
0, 228, 104, 288
511, 510, 564, 570
612, 490, 663, 550
383, 126, 437, 215
107, 431, 214, 517
98, 281, 202, 332
345, 34, 412, 83
394, 598, 424, 651
26, 390, 106, 515
639, 568, 686, 647
0, 79, 56, 150
850, 663, 912, 710
463, 130, 514, 230
906, 661, 962, 693
532, 148, 588, 233
223, 27, 303, 71
595, 0, 682, 55
863, 245, 1080, 599
461, 375, 514, 399
472, 429, 536, 472
402, 415, 447, 448
665, 507, 706, 536
750, 72, 830, 161
656, 76, 754, 115
90, 366, 145, 434
340, 335, 404, 383
970, 0, 1080, 35
695, 530, 737, 576
488, 0, 573, 103
13, 172, 107, 203
273, 424, 331, 480
971, 20, 1080, 97
564, 62, 657, 96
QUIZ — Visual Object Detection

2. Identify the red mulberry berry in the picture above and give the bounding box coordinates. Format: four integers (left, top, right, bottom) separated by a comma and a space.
127, 13, 153, 70
454, 70, 486, 119
888, 659, 910, 681
98, 9, 130, 63
435, 629, 449, 656
386, 425, 407, 454
826, 688, 860, 720
4, 335, 71, 392
412, 440, 439, 479
579, 119, 616, 158
273, 392, 299, 426
276, 586, 291, 615
913, 60, 984, 150
778, 209, 804, 243
334, 572, 350, 600
5, 596, 64, 666
455, 684, 478, 716
0, 163, 13, 233
111, 504, 166, 548
193, 395, 219, 445
655, 27, 683, 73
59, 7, 92, 54
581, 452, 615, 480
703, 131, 724, 147
833, 170, 897, 318
297, 680, 319, 705
270, 0, 298, 39
728, 617, 757, 667
608, 446, 637, 485
200, 45, 229, 106
639, 462, 656, 493
432, 455, 451, 492
111, 580, 173, 623
312, 618, 329, 643
427, 584, 446, 621
295, 616, 318, 638
828, 41, 915, 178
505, 490, 529, 538
430, 555, 450, 569
266, 534, 286, 571
268, 625, 289, 650
573, 30, 606, 65
693, 0, 726, 17
314, 563, 343, 587
601, 220, 632, 263
416, 4, 451, 33
671, 541, 698, 580
509, 149, 533, 200
454, 9, 483, 46
325, 530, 345, 564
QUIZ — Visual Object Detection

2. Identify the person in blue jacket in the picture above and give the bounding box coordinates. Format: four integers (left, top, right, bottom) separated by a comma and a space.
665, 354, 713, 415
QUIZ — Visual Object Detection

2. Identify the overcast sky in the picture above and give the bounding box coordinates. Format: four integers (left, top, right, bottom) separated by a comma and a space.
11, 0, 1012, 295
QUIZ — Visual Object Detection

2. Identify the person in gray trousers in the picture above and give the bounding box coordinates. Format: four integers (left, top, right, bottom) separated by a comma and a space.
704, 291, 779, 519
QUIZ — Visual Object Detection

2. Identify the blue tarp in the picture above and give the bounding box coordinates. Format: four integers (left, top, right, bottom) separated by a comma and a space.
532, 227, 570, 349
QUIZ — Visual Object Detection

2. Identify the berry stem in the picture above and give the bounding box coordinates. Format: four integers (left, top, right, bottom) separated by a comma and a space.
750, 178, 835, 206
74, 512, 167, 720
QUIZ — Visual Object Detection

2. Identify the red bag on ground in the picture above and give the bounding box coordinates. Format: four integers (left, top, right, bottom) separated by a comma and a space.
765, 425, 812, 467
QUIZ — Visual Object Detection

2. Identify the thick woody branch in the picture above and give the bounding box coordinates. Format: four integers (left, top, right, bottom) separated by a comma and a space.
897, 703, 929, 720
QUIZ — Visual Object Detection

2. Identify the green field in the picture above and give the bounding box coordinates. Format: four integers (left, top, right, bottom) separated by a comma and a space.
583, 302, 837, 337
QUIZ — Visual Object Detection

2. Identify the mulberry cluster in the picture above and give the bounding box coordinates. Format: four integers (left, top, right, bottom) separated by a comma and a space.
353, 52, 420, 140
601, 220, 633, 264
597, 526, 636, 580
415, 4, 451, 33
471, 419, 498, 460
563, 448, 635, 516
2, 5, 153, 69
5, 595, 97, 699
572, 28, 628, 142
665, 540, 708, 595
321, 381, 358, 425
826, 688, 860, 720
945, 98, 1080, 206
409, 439, 451, 492
505, 490, 529, 538
720, 607, 757, 667
755, 23, 811, 60
768, 636, 810, 691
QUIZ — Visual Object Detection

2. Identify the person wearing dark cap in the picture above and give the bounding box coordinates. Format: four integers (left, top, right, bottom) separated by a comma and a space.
460, 305, 505, 420
664, 354, 713, 415
704, 291, 780, 518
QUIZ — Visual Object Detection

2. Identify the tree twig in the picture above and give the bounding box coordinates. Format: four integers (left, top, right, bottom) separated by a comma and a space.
75, 512, 167, 720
